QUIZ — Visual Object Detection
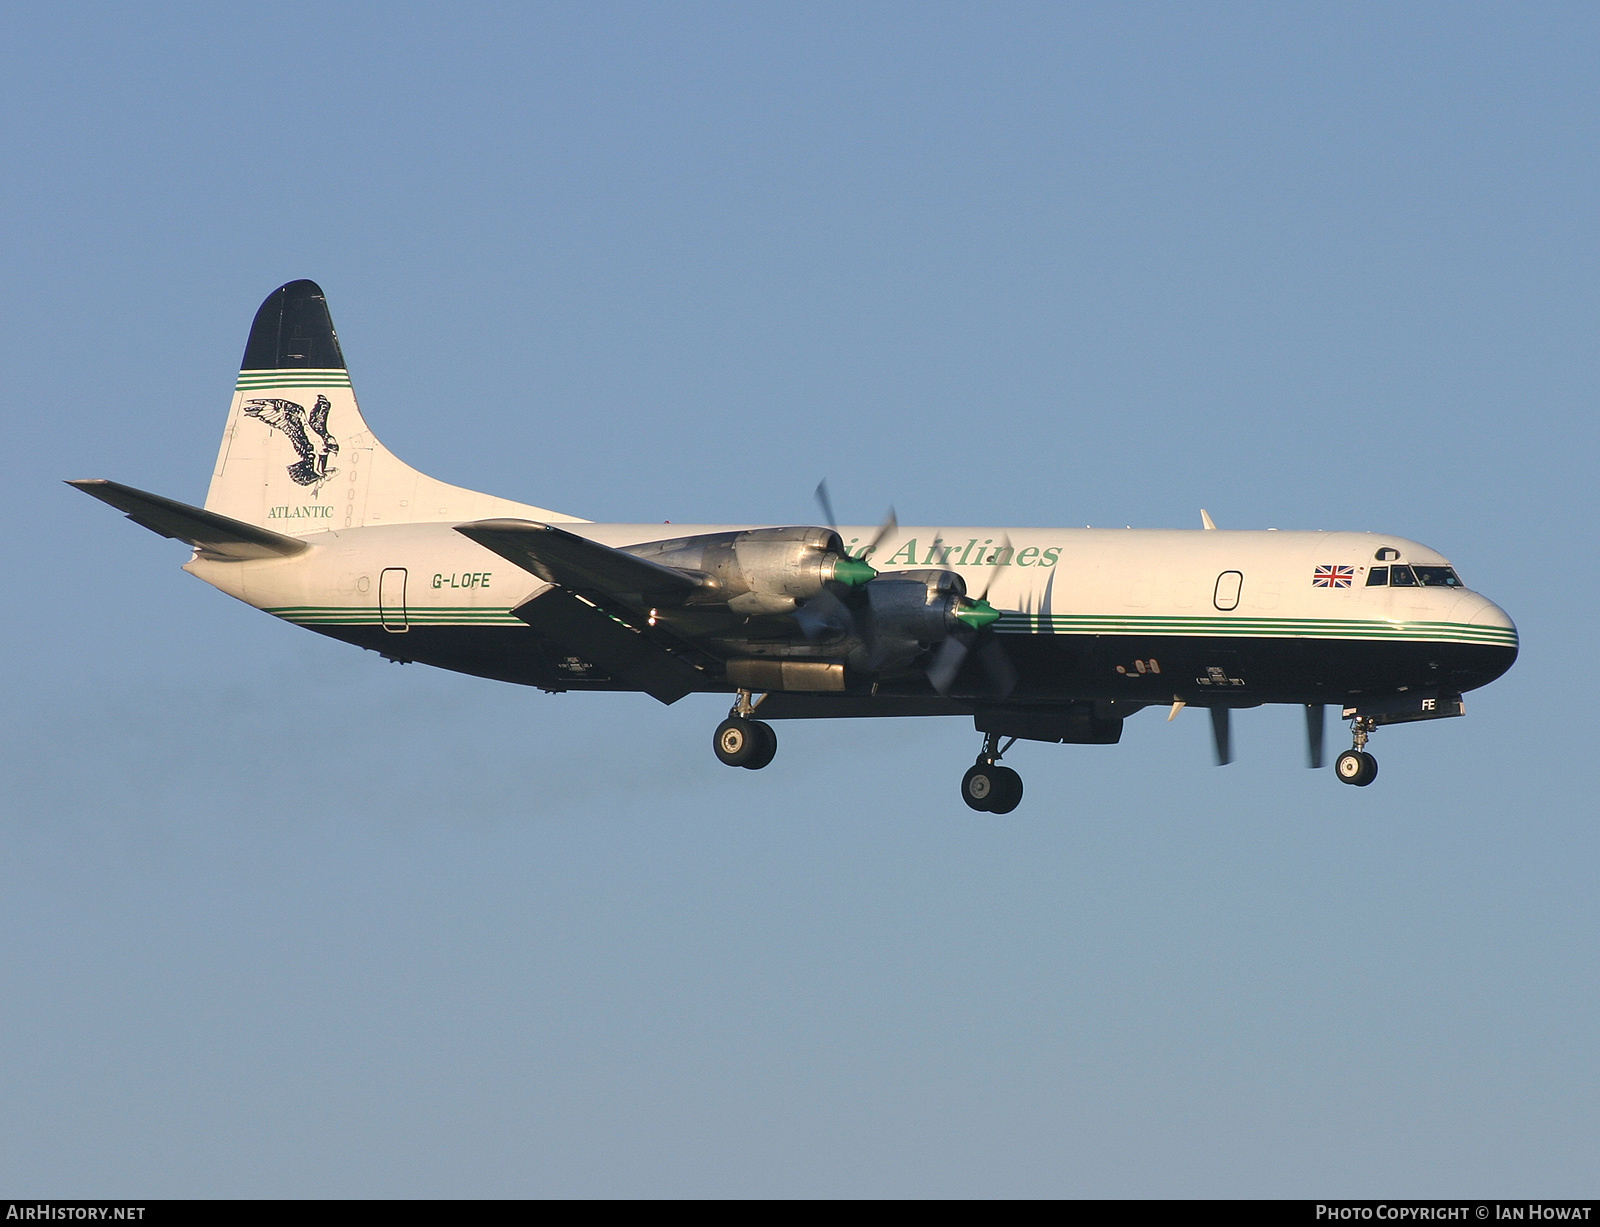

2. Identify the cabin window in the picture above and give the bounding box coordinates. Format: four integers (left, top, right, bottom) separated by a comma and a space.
1213, 570, 1243, 611
1367, 567, 1389, 586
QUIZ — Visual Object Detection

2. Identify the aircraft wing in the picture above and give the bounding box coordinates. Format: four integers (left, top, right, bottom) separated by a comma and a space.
510, 587, 708, 704
455, 519, 703, 602
67, 479, 310, 561
457, 519, 713, 704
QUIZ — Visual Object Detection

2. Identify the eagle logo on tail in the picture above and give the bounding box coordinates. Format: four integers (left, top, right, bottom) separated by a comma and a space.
243, 395, 340, 487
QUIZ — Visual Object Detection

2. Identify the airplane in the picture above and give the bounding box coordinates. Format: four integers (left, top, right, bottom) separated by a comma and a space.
70, 280, 1518, 813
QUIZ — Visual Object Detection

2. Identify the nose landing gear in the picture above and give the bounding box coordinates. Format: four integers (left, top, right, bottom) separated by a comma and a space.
713, 690, 778, 770
962, 732, 1024, 813
1335, 716, 1378, 786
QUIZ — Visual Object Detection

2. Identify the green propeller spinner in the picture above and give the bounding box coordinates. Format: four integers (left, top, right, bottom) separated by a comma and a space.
954, 595, 1001, 629
829, 555, 878, 586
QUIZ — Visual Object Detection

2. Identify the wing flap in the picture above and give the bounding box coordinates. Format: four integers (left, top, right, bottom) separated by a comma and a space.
67, 479, 310, 560
456, 519, 702, 601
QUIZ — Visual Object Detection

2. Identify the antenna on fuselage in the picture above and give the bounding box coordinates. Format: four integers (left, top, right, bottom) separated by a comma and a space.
1200, 509, 1217, 530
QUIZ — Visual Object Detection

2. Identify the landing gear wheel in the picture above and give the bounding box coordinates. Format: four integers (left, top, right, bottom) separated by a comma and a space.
961, 764, 998, 811
714, 717, 761, 767
987, 766, 1024, 814
742, 720, 778, 770
1335, 749, 1378, 787
961, 764, 1024, 813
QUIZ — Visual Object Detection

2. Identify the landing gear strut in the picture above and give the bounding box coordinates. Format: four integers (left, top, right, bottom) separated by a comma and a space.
1335, 716, 1379, 787
961, 732, 1024, 813
713, 689, 778, 770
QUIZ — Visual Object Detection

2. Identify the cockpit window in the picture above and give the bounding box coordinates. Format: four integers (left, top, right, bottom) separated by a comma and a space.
1366, 563, 1464, 588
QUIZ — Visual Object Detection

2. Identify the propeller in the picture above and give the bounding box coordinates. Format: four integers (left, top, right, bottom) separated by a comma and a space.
792, 586, 855, 641
808, 483, 1013, 698
795, 482, 898, 644
1210, 706, 1233, 766
1305, 703, 1325, 768
814, 480, 839, 539
927, 535, 1015, 699
814, 480, 897, 564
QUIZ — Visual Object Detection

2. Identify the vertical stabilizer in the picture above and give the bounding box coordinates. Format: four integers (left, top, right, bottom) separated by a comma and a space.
205, 280, 584, 532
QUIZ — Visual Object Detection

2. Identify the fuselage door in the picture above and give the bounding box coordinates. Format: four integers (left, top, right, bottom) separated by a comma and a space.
379, 567, 408, 633
1213, 570, 1243, 611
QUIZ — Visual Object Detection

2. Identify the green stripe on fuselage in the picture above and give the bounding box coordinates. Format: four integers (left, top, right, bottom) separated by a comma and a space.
994, 612, 1515, 646
262, 605, 1515, 646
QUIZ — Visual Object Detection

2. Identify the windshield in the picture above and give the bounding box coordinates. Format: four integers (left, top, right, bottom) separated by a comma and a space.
1413, 566, 1464, 587
1370, 564, 1463, 588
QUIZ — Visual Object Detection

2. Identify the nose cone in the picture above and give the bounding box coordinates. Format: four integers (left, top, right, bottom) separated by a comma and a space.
1446, 591, 1519, 690
1453, 591, 1518, 639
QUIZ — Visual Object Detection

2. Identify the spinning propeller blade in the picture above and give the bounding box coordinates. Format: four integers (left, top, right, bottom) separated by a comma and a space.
1305, 703, 1325, 768
926, 635, 967, 694
972, 534, 1012, 603
1210, 706, 1233, 766
863, 507, 898, 559
813, 480, 838, 533
928, 535, 1016, 699
815, 480, 895, 561
794, 587, 855, 641
926, 631, 1017, 699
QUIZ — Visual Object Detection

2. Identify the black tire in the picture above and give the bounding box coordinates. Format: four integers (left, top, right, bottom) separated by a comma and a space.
961, 764, 998, 811
742, 720, 778, 770
1335, 750, 1363, 784
1335, 749, 1378, 787
714, 717, 759, 767
987, 766, 1024, 814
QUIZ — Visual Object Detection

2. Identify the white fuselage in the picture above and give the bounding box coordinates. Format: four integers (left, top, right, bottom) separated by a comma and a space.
186, 521, 1516, 657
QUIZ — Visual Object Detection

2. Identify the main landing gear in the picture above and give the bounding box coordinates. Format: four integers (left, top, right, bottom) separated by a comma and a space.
962, 732, 1024, 814
712, 690, 778, 770
1335, 716, 1379, 787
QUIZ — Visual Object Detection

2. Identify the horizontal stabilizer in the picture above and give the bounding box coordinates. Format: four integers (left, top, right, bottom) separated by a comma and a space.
67, 479, 310, 561
513, 587, 705, 705
457, 519, 701, 602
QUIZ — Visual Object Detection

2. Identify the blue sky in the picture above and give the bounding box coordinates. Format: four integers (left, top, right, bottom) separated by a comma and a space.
2, 1, 1596, 1196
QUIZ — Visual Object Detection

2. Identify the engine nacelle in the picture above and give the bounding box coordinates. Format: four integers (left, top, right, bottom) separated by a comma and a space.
853, 568, 968, 671
627, 526, 874, 615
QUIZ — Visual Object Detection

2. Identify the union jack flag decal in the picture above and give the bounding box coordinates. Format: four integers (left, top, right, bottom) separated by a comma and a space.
1313, 565, 1354, 588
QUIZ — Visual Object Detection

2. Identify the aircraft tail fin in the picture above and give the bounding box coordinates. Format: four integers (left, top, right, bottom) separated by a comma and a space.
205, 280, 584, 533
